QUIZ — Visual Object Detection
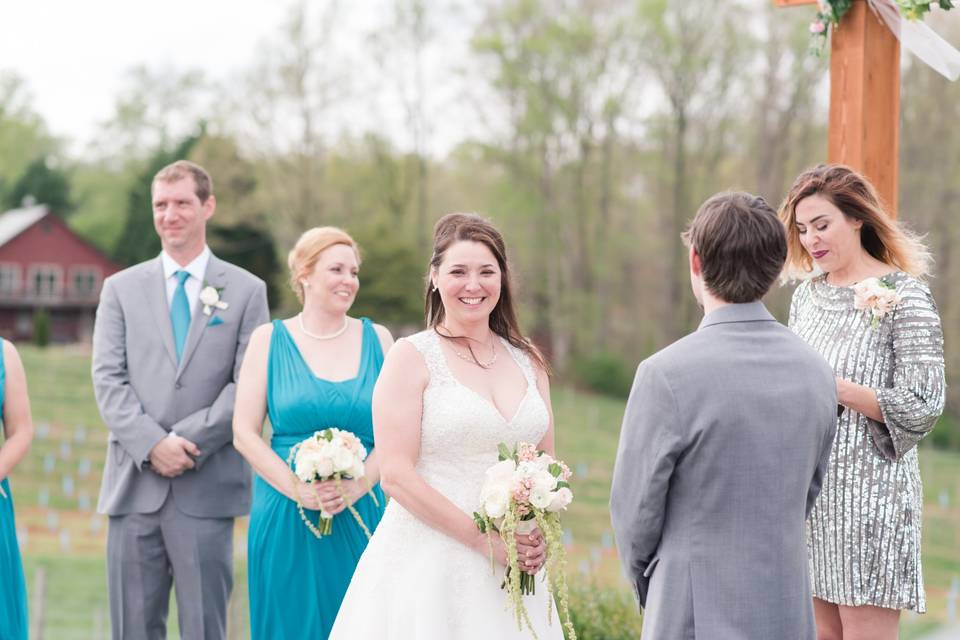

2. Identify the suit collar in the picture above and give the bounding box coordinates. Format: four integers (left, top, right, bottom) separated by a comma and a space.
140, 253, 230, 378
160, 246, 211, 283
698, 301, 776, 330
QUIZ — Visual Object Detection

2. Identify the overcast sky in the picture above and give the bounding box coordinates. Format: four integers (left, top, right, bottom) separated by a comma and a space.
1, 0, 481, 155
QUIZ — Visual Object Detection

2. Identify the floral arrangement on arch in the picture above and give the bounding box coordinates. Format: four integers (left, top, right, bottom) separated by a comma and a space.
809, 1, 955, 53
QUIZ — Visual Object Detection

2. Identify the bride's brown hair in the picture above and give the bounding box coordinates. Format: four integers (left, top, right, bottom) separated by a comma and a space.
425, 213, 548, 373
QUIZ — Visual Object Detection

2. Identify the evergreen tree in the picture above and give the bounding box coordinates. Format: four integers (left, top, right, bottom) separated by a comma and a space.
112, 133, 200, 266
4, 156, 74, 215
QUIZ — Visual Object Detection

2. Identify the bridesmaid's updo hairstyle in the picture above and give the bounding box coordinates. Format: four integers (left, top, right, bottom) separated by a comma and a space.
682, 192, 786, 303
779, 164, 932, 280
426, 213, 548, 373
287, 227, 360, 305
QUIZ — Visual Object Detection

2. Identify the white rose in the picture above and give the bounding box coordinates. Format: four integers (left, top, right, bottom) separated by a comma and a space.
331, 446, 355, 473
481, 482, 511, 519
533, 469, 557, 494
348, 461, 365, 479
546, 487, 573, 512
294, 450, 321, 481
486, 459, 517, 483
514, 461, 540, 482
199, 286, 220, 306
295, 461, 316, 482
314, 456, 334, 479
529, 483, 552, 510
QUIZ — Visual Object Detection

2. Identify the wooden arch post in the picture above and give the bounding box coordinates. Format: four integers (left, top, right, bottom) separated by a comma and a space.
775, 0, 901, 217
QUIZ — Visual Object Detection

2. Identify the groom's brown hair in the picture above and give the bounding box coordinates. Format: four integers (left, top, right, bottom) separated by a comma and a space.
682, 192, 786, 303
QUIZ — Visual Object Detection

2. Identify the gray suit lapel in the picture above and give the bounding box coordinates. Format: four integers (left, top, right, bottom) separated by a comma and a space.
176, 254, 228, 380
141, 257, 178, 368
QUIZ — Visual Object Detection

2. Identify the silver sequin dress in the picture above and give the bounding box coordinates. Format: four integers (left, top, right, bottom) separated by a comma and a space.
789, 272, 946, 611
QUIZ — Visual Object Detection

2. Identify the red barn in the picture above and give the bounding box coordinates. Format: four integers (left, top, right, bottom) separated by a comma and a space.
0, 204, 121, 343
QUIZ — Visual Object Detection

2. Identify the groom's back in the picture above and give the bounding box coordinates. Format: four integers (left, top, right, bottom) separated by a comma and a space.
645, 308, 836, 638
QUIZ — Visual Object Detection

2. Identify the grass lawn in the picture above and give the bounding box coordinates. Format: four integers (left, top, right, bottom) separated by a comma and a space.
8, 344, 960, 638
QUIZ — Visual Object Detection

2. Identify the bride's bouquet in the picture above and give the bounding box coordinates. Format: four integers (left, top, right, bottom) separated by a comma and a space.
473, 442, 576, 639
287, 428, 379, 538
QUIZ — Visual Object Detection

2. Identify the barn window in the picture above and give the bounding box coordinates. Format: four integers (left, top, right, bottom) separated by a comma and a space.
71, 268, 99, 297
0, 264, 19, 296
28, 265, 62, 299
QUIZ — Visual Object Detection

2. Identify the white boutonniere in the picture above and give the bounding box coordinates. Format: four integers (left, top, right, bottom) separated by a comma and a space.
200, 284, 229, 316
853, 277, 901, 328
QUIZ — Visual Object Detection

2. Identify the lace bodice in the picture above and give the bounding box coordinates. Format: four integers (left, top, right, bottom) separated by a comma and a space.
329, 329, 563, 639
402, 329, 550, 512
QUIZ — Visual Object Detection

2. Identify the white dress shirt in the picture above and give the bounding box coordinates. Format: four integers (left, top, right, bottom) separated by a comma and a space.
160, 246, 211, 318
159, 247, 210, 439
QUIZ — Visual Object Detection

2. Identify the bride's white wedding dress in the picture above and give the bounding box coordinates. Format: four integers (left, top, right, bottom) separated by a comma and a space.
329, 330, 563, 639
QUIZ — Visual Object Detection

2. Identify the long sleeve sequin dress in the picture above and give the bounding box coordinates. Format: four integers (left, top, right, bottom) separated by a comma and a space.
789, 272, 945, 611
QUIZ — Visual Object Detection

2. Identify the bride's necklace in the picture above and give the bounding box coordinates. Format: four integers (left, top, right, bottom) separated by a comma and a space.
298, 313, 349, 340
440, 326, 498, 368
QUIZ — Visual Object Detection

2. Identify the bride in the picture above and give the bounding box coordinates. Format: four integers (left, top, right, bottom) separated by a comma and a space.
330, 213, 563, 639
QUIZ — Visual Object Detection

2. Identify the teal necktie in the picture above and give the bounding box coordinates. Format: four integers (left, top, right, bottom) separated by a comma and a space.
171, 270, 191, 361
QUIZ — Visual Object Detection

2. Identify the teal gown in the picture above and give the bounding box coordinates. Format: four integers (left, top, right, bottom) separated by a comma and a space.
0, 340, 28, 640
247, 319, 386, 640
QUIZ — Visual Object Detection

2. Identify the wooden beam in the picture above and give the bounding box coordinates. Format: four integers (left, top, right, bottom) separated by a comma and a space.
827, 0, 900, 216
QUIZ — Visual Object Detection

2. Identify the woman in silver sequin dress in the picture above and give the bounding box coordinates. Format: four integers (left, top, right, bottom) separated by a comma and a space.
779, 165, 946, 640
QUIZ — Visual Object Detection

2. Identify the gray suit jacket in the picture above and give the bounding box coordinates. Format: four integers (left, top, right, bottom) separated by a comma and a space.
610, 302, 837, 640
93, 254, 269, 517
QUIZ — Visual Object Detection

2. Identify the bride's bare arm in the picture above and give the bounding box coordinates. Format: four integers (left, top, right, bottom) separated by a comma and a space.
375, 340, 496, 558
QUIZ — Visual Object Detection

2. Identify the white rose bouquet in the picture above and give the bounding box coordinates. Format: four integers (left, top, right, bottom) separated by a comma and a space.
286, 428, 378, 538
853, 276, 901, 328
472, 442, 575, 639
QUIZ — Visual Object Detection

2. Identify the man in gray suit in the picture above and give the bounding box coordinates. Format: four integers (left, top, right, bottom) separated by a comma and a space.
610, 192, 837, 639
93, 160, 269, 639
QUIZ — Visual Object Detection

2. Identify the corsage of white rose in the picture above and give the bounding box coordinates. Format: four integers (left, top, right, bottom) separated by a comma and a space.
853, 277, 901, 328
199, 285, 229, 316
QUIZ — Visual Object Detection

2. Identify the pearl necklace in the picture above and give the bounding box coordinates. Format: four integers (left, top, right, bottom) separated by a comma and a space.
298, 313, 349, 340
439, 327, 498, 368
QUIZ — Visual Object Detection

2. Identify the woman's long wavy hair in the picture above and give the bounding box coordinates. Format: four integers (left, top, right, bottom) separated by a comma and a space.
425, 213, 548, 373
778, 164, 932, 280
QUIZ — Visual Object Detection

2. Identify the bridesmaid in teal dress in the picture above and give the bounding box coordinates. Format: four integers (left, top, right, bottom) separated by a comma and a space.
0, 338, 34, 640
234, 227, 393, 639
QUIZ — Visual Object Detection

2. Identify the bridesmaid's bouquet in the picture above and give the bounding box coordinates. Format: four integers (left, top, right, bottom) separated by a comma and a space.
473, 442, 576, 640
287, 428, 379, 539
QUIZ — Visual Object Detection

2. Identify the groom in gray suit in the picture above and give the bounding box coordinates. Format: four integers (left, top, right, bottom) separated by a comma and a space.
93, 160, 269, 639
610, 192, 837, 639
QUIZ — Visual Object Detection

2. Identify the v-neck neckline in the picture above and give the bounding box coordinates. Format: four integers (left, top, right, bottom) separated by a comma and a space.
278, 319, 365, 384
434, 332, 532, 424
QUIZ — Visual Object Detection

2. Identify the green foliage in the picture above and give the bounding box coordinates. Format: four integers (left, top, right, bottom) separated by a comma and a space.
32, 309, 50, 348
572, 352, 634, 399
112, 133, 201, 266
4, 156, 74, 215
567, 579, 643, 639
0, 72, 59, 203
208, 223, 281, 310
349, 225, 425, 328
930, 414, 960, 451
66, 164, 131, 255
